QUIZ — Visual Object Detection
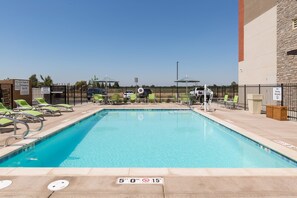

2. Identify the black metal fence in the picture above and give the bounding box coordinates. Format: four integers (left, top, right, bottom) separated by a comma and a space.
1, 82, 296, 120
237, 84, 297, 121
36, 85, 89, 106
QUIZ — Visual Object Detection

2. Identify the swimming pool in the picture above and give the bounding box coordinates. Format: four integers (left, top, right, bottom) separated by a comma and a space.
0, 109, 296, 168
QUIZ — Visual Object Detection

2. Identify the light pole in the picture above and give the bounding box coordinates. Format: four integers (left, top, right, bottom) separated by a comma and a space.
176, 61, 179, 101
134, 77, 138, 94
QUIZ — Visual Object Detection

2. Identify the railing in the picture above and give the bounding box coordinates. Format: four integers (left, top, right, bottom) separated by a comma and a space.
2, 83, 296, 120
237, 84, 297, 121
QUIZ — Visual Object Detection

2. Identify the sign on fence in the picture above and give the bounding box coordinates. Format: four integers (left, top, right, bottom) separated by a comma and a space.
273, 87, 282, 101
15, 80, 30, 95
41, 87, 51, 94
20, 86, 29, 95
14, 80, 29, 91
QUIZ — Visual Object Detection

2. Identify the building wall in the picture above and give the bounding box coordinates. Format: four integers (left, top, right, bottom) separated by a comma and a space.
238, 0, 244, 62
238, 4, 277, 85
277, 0, 297, 83
244, 0, 277, 25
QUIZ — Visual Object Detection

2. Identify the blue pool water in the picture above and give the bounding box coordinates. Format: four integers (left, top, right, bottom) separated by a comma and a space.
0, 109, 296, 168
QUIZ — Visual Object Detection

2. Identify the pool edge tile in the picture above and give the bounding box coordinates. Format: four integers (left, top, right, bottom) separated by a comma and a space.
7, 168, 52, 176
49, 168, 91, 176
168, 168, 210, 176
129, 168, 169, 176
88, 168, 130, 176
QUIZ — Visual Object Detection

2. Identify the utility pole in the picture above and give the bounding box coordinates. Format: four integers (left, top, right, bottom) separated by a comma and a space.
176, 61, 179, 101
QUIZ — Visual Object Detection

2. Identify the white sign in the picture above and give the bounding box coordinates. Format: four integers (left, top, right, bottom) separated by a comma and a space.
116, 177, 164, 185
15, 80, 29, 91
273, 87, 282, 101
41, 87, 51, 94
20, 86, 29, 95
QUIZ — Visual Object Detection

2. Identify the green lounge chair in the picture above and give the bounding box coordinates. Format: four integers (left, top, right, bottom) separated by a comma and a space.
34, 98, 73, 112
180, 94, 190, 104
110, 94, 121, 104
148, 94, 156, 103
129, 94, 137, 103
14, 99, 61, 116
92, 94, 104, 104
0, 102, 44, 120
218, 95, 229, 107
226, 95, 239, 109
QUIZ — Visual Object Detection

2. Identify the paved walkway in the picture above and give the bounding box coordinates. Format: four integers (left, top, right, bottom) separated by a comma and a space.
1, 102, 297, 197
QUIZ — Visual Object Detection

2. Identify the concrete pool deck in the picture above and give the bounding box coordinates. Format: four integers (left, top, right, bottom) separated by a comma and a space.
1, 102, 297, 197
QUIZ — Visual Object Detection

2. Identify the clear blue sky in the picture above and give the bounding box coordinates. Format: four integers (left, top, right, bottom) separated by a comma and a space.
0, 0, 238, 86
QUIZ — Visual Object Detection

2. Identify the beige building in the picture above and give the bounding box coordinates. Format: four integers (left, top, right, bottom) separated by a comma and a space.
238, 0, 297, 85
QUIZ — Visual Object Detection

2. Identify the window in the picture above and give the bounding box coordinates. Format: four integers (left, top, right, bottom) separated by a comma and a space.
293, 18, 297, 29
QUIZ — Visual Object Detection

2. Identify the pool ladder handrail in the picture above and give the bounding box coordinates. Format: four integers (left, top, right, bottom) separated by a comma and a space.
3, 116, 43, 147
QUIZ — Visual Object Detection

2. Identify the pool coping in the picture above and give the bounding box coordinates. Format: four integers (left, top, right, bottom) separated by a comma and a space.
1, 106, 297, 177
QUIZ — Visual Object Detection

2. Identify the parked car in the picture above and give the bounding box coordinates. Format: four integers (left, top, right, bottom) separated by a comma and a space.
123, 90, 134, 99
138, 88, 152, 98
189, 87, 211, 103
87, 88, 106, 100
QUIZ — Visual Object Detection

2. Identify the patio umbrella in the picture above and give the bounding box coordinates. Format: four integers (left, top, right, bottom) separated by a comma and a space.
174, 75, 200, 96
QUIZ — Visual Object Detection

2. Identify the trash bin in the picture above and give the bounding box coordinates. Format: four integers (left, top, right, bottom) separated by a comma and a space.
266, 105, 274, 118
273, 106, 287, 121
247, 94, 263, 114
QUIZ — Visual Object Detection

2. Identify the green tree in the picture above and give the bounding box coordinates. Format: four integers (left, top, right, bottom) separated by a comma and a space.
231, 81, 237, 86
40, 75, 53, 86
29, 74, 39, 87
75, 80, 87, 87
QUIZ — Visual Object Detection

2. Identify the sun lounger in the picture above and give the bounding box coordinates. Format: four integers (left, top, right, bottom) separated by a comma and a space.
129, 94, 137, 103
218, 95, 229, 107
180, 94, 190, 104
14, 99, 61, 116
0, 102, 45, 120
148, 94, 156, 103
226, 95, 239, 109
34, 98, 73, 111
92, 94, 104, 104
109, 94, 121, 104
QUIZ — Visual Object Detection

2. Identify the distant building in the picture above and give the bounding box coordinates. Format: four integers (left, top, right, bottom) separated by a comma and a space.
238, 0, 297, 85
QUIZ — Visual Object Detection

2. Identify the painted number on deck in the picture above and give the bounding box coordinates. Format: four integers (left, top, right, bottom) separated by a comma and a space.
116, 177, 164, 184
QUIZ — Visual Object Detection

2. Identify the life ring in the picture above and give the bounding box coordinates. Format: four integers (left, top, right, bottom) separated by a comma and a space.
138, 88, 144, 94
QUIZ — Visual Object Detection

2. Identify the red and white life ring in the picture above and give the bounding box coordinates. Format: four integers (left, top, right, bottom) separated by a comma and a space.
138, 88, 144, 94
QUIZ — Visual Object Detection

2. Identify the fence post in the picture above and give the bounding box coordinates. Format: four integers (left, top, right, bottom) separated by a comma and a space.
80, 85, 83, 104
64, 85, 67, 104
50, 86, 52, 104
159, 87, 162, 102
67, 86, 69, 104
73, 86, 76, 106
10, 84, 14, 108
233, 85, 235, 97
281, 83, 284, 106
216, 87, 218, 98
258, 84, 261, 94
244, 85, 246, 110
